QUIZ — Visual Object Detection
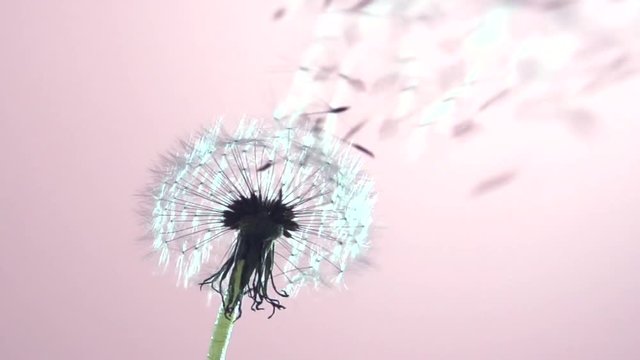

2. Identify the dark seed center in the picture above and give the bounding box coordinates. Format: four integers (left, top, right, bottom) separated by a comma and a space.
222, 191, 299, 238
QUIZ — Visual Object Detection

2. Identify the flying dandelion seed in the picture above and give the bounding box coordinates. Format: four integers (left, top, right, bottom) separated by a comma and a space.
142, 119, 375, 321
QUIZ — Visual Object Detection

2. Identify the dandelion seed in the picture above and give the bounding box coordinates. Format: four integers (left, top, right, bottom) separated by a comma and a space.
256, 160, 274, 172
451, 119, 478, 138
342, 119, 368, 141
351, 143, 375, 158
471, 170, 517, 196
330, 106, 350, 114
346, 0, 375, 12
477, 88, 511, 112
272, 7, 286, 21
338, 73, 367, 92
141, 119, 375, 358
303, 106, 350, 116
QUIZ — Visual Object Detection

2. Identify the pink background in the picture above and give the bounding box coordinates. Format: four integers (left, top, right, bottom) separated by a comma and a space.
2, 1, 640, 359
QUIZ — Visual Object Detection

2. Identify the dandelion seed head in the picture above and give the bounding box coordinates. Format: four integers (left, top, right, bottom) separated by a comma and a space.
142, 118, 375, 317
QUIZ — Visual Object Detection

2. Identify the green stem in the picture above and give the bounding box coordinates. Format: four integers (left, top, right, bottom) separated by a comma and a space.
207, 260, 245, 360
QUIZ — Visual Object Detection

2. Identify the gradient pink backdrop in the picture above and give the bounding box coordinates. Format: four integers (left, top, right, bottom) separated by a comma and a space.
2, 1, 640, 359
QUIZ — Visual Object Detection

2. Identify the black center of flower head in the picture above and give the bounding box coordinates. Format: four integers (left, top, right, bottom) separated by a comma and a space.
200, 189, 300, 319
221, 190, 299, 238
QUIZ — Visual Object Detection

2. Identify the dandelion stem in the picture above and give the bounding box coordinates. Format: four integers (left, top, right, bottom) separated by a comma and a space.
207, 260, 245, 360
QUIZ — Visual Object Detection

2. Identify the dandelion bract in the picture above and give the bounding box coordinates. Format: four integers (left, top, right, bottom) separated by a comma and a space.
143, 119, 375, 318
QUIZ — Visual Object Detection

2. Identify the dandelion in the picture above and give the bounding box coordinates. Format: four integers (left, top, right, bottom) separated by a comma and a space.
141, 119, 375, 359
